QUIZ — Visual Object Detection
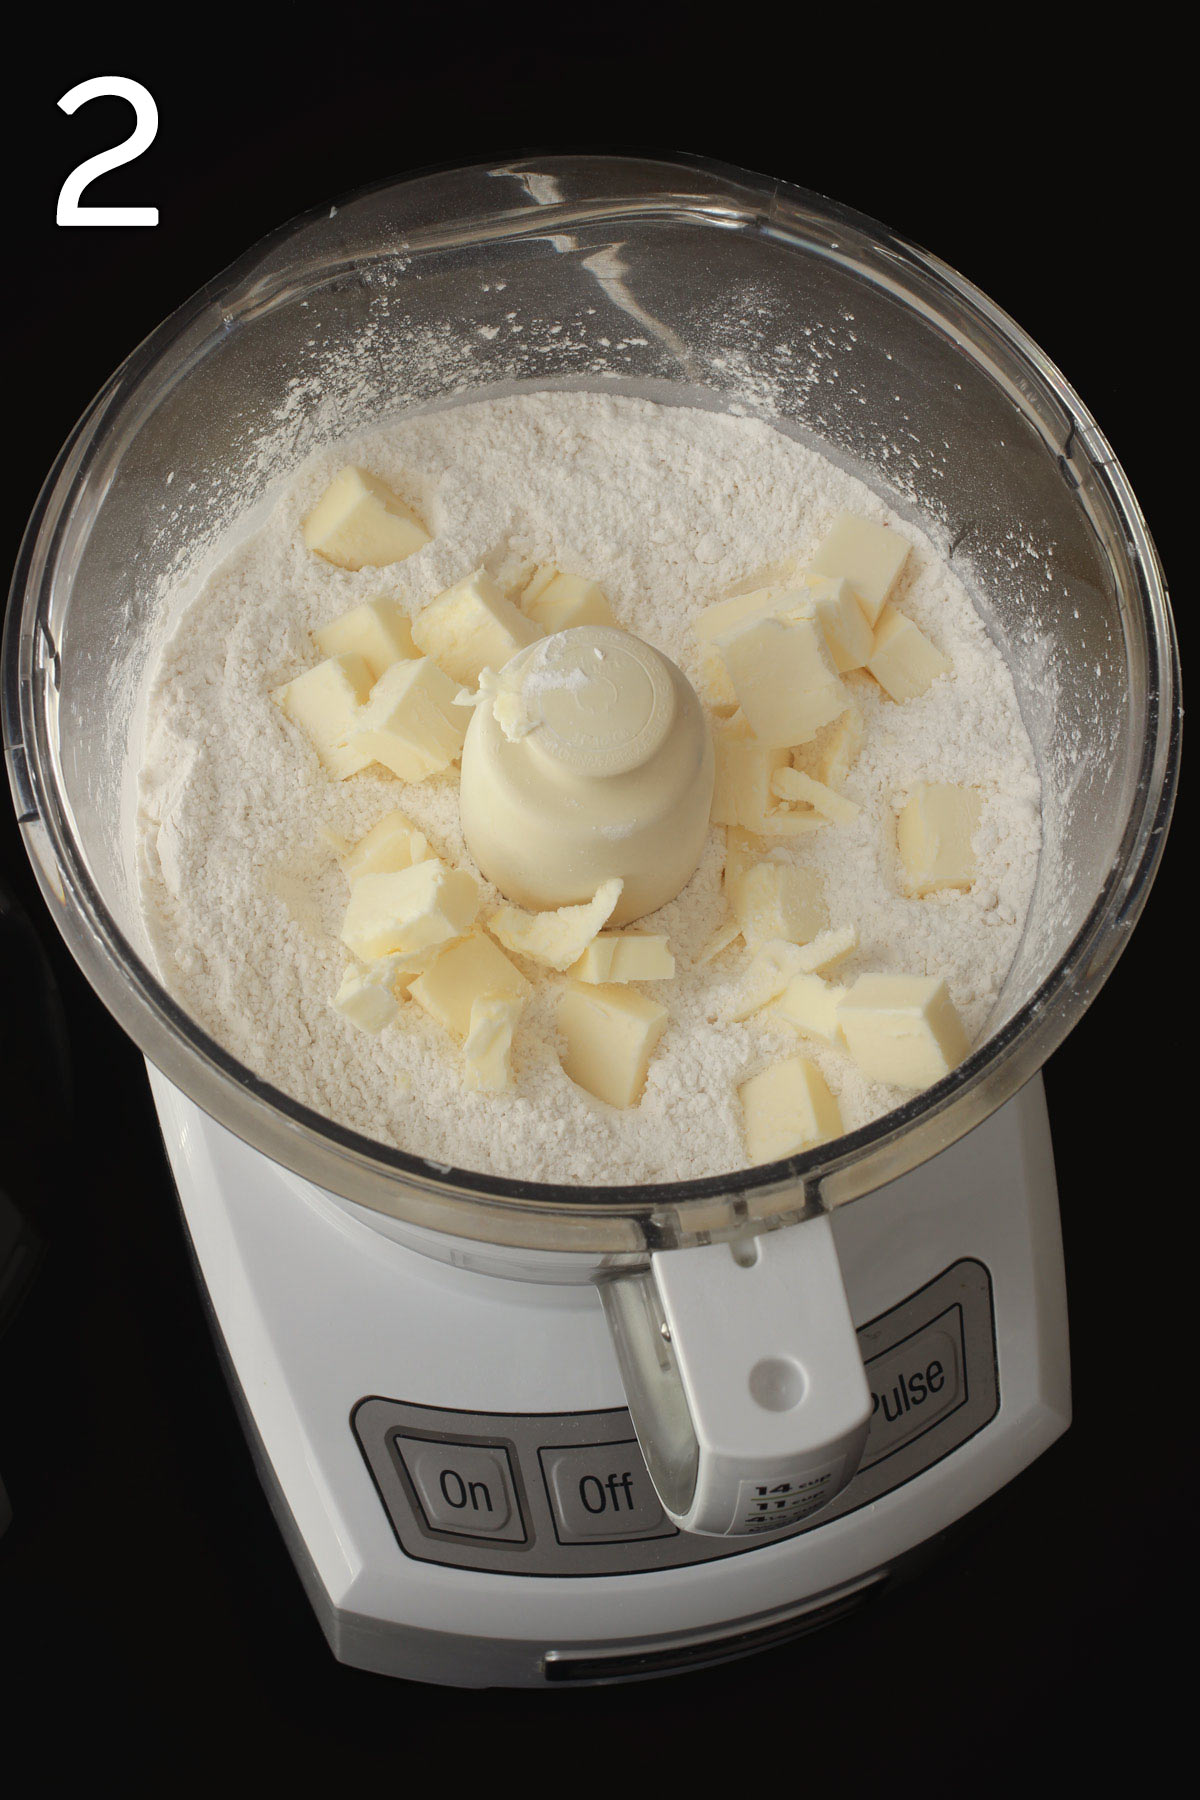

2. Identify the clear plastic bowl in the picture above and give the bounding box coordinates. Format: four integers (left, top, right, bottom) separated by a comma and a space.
2, 154, 1180, 1257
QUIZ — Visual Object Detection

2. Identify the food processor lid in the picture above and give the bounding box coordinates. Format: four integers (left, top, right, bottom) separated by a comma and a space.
2, 153, 1181, 1256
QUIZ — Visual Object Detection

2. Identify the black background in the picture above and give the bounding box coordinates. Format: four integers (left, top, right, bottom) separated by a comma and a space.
0, 16, 1189, 1789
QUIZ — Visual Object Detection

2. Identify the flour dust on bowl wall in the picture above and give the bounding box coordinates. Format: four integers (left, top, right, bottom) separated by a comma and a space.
3, 158, 1179, 1686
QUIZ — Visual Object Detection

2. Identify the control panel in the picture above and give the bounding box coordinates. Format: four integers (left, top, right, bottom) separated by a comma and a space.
352, 1258, 997, 1576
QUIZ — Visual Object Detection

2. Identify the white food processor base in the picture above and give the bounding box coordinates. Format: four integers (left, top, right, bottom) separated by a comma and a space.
147, 1066, 1070, 1688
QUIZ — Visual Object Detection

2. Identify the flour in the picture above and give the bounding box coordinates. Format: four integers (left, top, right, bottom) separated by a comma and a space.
136, 391, 1041, 1185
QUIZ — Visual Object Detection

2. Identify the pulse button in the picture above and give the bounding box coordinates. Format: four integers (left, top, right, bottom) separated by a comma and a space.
539, 1440, 677, 1543
394, 1436, 526, 1542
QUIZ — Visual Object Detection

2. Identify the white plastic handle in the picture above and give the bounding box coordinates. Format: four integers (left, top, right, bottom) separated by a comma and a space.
601, 1216, 872, 1537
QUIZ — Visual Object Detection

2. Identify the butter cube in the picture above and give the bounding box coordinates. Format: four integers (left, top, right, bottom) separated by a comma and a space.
695, 584, 784, 642
523, 569, 615, 633
808, 514, 909, 626
342, 809, 431, 882
897, 783, 981, 895
793, 706, 863, 791
740, 1056, 842, 1163
272, 653, 375, 780
771, 766, 861, 825
303, 467, 430, 570
697, 575, 869, 686
837, 975, 968, 1089
558, 983, 669, 1109
793, 925, 858, 974
413, 569, 542, 687
463, 992, 525, 1091
724, 826, 761, 886
522, 566, 559, 606
570, 933, 675, 983
866, 605, 951, 703
316, 597, 416, 680
340, 860, 479, 964
696, 648, 737, 711
773, 972, 848, 1048
754, 806, 824, 839
711, 721, 789, 828
728, 859, 828, 947
728, 940, 820, 1021
715, 615, 846, 748
489, 878, 623, 972
351, 656, 466, 781
410, 932, 531, 1040
694, 587, 778, 708
806, 576, 874, 673
696, 917, 744, 964
333, 956, 410, 1033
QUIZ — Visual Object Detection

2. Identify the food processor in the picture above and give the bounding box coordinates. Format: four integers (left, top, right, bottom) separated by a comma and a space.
3, 155, 1179, 1685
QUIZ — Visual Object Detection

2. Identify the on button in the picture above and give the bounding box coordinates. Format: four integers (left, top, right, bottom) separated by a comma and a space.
395, 1436, 526, 1542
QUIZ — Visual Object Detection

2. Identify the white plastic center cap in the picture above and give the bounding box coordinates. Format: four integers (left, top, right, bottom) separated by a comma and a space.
458, 624, 715, 926
532, 630, 676, 777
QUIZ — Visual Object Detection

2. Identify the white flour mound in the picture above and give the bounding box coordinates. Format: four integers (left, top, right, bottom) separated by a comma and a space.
136, 391, 1041, 1185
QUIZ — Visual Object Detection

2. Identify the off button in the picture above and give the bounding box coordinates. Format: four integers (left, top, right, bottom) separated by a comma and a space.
539, 1440, 677, 1544
395, 1436, 526, 1542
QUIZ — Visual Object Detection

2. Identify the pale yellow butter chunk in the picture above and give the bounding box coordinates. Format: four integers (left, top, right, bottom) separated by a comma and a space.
728, 940, 821, 1021
793, 706, 863, 791
694, 585, 785, 705
695, 575, 869, 697
793, 925, 858, 974
757, 808, 825, 839
711, 721, 789, 828
341, 808, 431, 882
837, 974, 969, 1089
302, 467, 430, 570
805, 576, 874, 673
339, 860, 479, 964
412, 569, 543, 688
695, 583, 785, 643
693, 587, 777, 708
897, 783, 982, 896
715, 615, 846, 749
315, 597, 417, 680
333, 956, 411, 1034
728, 859, 828, 947
808, 514, 909, 626
696, 647, 738, 712
773, 971, 848, 1048
489, 878, 623, 972
570, 932, 675, 984
522, 568, 615, 633
695, 917, 744, 964
740, 1056, 842, 1163
866, 605, 951, 703
771, 766, 861, 824
351, 656, 466, 781
558, 982, 669, 1109
521, 565, 559, 606
272, 653, 375, 780
463, 992, 525, 1091
408, 932, 530, 1040
724, 826, 761, 886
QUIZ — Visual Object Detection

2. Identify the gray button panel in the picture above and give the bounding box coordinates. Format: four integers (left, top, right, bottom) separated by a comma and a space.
351, 1258, 998, 1577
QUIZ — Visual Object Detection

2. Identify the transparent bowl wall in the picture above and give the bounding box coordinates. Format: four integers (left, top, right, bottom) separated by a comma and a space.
4, 156, 1179, 1256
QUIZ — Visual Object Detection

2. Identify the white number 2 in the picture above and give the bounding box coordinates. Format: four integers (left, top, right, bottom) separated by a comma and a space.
57, 77, 158, 227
